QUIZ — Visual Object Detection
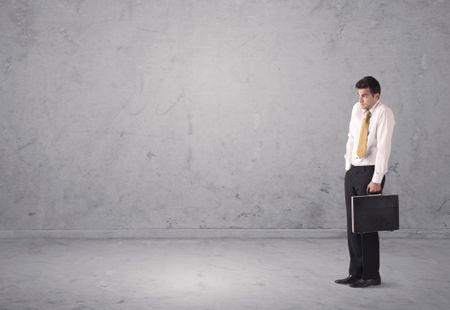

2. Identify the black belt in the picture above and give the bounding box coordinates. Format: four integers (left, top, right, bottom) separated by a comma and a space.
350, 165, 375, 172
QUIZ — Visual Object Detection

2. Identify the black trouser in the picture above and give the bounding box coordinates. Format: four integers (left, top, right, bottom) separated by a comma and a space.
344, 165, 385, 280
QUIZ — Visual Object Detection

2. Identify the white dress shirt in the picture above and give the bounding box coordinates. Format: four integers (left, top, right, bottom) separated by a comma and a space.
344, 100, 395, 184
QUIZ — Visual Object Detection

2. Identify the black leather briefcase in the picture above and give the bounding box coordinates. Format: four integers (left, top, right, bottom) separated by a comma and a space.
351, 194, 399, 233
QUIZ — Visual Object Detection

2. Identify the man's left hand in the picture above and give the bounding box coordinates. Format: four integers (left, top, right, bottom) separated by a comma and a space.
367, 182, 381, 194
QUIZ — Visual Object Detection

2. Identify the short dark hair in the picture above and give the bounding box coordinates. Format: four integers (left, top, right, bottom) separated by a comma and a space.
355, 76, 381, 95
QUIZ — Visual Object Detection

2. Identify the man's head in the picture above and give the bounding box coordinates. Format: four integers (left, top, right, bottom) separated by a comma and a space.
355, 76, 381, 110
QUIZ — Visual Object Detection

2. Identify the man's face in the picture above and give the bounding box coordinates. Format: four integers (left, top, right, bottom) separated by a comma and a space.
357, 88, 380, 110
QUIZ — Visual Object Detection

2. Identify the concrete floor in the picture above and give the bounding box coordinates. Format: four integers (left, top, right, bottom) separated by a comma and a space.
0, 238, 449, 310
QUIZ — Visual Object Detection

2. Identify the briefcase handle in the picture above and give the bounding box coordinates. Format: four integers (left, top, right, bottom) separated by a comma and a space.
366, 188, 382, 195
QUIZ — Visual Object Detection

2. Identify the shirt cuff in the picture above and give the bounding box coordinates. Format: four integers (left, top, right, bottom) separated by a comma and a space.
371, 172, 385, 184
345, 161, 351, 171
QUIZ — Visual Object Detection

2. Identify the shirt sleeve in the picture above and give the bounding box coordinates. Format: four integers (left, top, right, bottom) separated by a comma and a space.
372, 107, 395, 183
344, 106, 355, 171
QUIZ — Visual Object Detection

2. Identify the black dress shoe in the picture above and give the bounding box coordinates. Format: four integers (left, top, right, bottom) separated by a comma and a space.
335, 275, 360, 285
350, 278, 381, 288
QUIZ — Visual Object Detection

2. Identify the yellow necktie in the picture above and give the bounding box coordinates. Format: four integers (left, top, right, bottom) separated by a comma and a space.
356, 110, 371, 158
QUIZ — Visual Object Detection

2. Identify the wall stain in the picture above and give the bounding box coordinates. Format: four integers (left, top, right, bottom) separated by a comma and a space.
320, 182, 331, 194
147, 151, 157, 160
4, 56, 12, 75
436, 199, 450, 212
8, 0, 37, 53
16, 138, 37, 151
389, 162, 400, 175
157, 88, 185, 115
185, 147, 192, 170
237, 212, 249, 219
74, 0, 86, 14
187, 113, 193, 135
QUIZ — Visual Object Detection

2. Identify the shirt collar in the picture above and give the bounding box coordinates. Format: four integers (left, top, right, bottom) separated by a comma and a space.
369, 99, 381, 114
360, 99, 381, 115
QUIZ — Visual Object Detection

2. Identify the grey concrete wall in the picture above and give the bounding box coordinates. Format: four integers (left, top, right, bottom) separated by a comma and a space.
1, 0, 449, 230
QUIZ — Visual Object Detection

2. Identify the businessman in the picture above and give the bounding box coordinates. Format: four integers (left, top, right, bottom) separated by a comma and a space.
335, 76, 395, 288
